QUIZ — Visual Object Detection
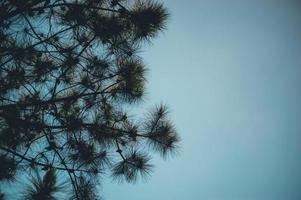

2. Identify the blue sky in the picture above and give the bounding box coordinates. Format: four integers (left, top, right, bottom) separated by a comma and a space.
103, 0, 301, 200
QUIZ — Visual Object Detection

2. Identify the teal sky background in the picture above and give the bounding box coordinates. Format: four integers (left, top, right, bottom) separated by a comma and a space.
103, 0, 301, 200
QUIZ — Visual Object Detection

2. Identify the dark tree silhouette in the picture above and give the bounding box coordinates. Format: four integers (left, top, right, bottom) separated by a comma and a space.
0, 0, 179, 199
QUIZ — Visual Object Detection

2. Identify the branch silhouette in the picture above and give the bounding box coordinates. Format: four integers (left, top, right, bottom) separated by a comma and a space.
0, 0, 179, 199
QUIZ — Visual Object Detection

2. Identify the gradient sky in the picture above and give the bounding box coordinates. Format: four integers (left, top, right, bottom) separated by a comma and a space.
102, 0, 301, 200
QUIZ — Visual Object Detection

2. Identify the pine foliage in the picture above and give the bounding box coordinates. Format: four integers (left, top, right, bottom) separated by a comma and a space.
0, 0, 179, 199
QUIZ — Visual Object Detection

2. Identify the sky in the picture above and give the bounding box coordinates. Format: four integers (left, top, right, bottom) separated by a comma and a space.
102, 0, 301, 200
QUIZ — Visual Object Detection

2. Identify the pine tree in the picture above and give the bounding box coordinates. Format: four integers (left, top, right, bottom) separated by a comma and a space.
0, 0, 179, 199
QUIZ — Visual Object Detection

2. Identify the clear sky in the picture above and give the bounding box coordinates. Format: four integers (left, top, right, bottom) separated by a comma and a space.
103, 0, 301, 200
